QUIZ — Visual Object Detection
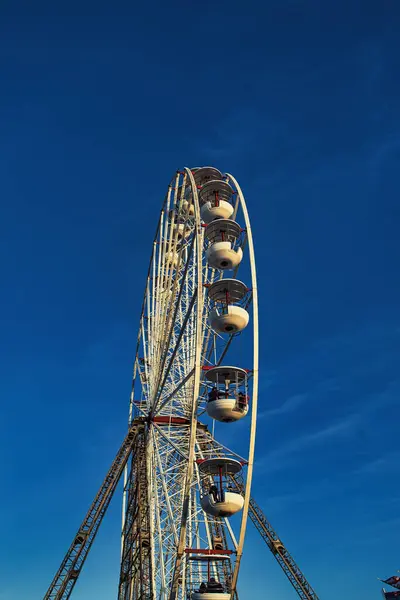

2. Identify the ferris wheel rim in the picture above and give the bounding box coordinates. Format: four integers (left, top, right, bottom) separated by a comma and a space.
225, 172, 259, 592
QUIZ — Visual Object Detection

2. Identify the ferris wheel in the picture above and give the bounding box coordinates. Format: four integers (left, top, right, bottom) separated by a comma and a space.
119, 166, 259, 600
43, 166, 319, 600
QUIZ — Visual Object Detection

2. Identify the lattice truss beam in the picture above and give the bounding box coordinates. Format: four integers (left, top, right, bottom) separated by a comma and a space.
42, 417, 319, 600
43, 423, 143, 600
149, 424, 244, 600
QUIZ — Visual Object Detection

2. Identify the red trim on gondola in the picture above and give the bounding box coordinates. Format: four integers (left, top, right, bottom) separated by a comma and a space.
152, 416, 190, 425
184, 548, 233, 555
195, 459, 249, 466
201, 365, 252, 372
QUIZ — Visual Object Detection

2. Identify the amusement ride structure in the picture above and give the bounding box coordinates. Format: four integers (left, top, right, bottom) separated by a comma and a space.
43, 167, 319, 600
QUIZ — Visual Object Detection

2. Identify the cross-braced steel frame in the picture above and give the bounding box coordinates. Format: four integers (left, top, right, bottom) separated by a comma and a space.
120, 167, 259, 600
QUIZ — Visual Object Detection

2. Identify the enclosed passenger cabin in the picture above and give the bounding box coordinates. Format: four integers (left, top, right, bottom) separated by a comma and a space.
174, 221, 191, 241
180, 198, 195, 216
204, 366, 249, 423
166, 250, 180, 270
176, 183, 195, 217
192, 166, 223, 188
198, 458, 244, 518
205, 219, 243, 271
152, 276, 174, 306
207, 279, 249, 334
187, 553, 231, 600
168, 209, 191, 241
182, 167, 223, 209
199, 180, 235, 224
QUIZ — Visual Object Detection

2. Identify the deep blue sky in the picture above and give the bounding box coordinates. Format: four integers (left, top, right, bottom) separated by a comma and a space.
1, 1, 399, 599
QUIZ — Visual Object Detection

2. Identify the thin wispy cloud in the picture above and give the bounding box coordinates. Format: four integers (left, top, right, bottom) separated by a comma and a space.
258, 393, 308, 418
257, 412, 358, 471
259, 450, 400, 515
257, 379, 399, 474
258, 376, 341, 420
258, 323, 399, 421
353, 451, 400, 477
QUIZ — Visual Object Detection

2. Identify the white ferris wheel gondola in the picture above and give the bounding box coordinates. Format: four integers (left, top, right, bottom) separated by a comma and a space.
182, 167, 224, 210
204, 366, 249, 423
198, 457, 245, 517
199, 180, 235, 223
207, 278, 250, 334
205, 218, 243, 271
188, 554, 231, 600
192, 166, 223, 186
